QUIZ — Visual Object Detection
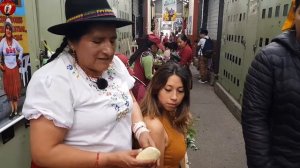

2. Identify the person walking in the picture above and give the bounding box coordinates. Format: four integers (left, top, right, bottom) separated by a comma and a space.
242, 0, 300, 167
197, 29, 213, 83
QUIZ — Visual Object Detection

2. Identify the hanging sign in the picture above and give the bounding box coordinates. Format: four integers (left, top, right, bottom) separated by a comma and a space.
162, 0, 177, 21
0, 0, 16, 16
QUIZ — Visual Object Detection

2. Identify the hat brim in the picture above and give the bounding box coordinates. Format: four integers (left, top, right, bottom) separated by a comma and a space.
48, 17, 132, 35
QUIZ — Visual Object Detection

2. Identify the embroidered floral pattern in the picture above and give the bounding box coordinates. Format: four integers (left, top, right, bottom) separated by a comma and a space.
66, 64, 73, 70
67, 60, 130, 122
66, 64, 80, 78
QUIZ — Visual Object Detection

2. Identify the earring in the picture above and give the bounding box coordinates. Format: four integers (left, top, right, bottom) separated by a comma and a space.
70, 48, 76, 56
69, 47, 78, 62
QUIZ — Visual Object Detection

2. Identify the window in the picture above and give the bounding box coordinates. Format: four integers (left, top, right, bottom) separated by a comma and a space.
283, 4, 289, 16
259, 38, 263, 47
265, 38, 269, 46
275, 5, 280, 17
262, 9, 266, 18
268, 7, 272, 18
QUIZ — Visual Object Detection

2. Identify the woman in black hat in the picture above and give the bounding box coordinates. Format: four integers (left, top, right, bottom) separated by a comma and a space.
22, 0, 157, 167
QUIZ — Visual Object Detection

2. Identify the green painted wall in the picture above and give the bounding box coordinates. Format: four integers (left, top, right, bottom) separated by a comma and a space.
219, 0, 291, 105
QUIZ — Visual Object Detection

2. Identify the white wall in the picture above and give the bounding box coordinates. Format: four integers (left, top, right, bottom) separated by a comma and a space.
108, 0, 133, 55
207, 0, 219, 40
187, 0, 194, 35
132, 0, 139, 16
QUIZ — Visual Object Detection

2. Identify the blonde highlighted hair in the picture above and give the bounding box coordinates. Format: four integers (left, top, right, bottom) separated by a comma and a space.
140, 62, 191, 133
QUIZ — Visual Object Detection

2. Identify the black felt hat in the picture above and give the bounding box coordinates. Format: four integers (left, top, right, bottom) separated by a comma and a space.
48, 0, 132, 35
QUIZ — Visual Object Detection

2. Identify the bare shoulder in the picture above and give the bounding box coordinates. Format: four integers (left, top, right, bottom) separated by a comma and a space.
144, 116, 164, 135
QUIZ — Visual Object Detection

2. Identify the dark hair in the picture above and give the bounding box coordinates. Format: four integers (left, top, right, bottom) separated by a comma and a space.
296, 0, 300, 9
47, 22, 101, 63
164, 42, 171, 49
5, 24, 12, 31
165, 42, 178, 51
178, 34, 191, 47
129, 36, 155, 65
140, 62, 191, 133
200, 29, 208, 35
3, 24, 13, 38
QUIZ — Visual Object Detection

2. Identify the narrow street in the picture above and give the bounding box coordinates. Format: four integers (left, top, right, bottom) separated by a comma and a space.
187, 66, 247, 168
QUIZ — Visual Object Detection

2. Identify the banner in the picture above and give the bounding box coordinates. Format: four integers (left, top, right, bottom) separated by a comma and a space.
162, 0, 177, 21
0, 0, 31, 130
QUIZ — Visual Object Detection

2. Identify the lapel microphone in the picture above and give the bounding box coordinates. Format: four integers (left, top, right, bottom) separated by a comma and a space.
96, 77, 108, 90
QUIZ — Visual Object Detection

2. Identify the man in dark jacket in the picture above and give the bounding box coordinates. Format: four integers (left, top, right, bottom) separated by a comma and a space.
242, 0, 300, 167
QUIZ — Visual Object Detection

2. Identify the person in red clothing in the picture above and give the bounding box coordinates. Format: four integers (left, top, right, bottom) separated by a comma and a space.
162, 33, 169, 45
177, 34, 192, 66
129, 34, 164, 103
177, 34, 193, 89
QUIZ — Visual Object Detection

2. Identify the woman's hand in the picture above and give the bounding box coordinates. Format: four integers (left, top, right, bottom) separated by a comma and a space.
103, 149, 157, 168
0, 63, 4, 71
17, 59, 22, 67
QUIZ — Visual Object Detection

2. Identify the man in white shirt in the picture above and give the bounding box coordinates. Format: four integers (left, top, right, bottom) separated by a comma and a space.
197, 29, 212, 83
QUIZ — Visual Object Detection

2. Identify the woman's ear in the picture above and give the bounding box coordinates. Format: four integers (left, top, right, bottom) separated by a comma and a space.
68, 41, 74, 50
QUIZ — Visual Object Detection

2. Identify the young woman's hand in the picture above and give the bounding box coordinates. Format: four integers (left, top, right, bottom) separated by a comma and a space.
103, 149, 157, 168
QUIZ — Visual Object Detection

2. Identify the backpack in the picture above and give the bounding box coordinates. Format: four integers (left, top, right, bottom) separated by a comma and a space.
169, 51, 181, 63
202, 37, 214, 58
